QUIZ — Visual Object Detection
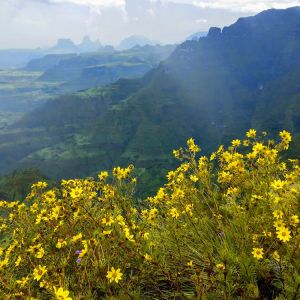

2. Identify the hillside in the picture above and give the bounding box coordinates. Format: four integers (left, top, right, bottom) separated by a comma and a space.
2, 132, 300, 299
0, 7, 300, 194
37, 45, 175, 92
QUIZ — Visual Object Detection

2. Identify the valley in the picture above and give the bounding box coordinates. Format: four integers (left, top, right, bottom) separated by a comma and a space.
1, 8, 300, 190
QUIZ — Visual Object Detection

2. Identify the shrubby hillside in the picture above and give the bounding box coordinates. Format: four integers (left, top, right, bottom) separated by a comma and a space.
1, 130, 300, 299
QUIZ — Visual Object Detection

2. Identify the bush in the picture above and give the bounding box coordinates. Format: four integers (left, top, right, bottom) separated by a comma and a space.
0, 130, 300, 299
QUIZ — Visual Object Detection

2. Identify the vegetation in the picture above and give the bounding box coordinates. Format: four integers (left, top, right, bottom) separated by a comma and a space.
0, 7, 300, 196
1, 130, 300, 299
36, 45, 175, 93
0, 69, 61, 113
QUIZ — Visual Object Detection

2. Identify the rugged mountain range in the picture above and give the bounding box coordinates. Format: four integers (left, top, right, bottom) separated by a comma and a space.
117, 35, 159, 50
25, 44, 175, 93
0, 7, 300, 194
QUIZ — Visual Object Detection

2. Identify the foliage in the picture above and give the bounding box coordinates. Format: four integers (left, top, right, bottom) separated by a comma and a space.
1, 130, 300, 299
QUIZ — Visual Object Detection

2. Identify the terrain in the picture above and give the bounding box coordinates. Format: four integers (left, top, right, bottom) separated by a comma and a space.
0, 7, 300, 195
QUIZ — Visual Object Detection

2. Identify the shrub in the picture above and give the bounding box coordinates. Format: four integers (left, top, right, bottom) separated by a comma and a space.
0, 130, 300, 299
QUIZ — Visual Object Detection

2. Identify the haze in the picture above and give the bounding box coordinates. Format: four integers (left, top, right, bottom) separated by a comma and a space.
1, 0, 300, 48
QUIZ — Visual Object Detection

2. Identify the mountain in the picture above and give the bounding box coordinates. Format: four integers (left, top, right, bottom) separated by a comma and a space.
46, 37, 103, 54
78, 36, 102, 53
0, 7, 300, 194
185, 31, 207, 41
0, 37, 104, 68
118, 35, 159, 50
0, 49, 43, 68
48, 39, 78, 54
25, 54, 78, 72
36, 45, 176, 92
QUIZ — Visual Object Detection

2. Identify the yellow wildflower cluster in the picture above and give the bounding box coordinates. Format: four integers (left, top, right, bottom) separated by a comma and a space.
1, 130, 300, 299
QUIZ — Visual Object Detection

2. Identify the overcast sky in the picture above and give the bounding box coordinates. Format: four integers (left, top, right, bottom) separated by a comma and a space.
1, 0, 300, 49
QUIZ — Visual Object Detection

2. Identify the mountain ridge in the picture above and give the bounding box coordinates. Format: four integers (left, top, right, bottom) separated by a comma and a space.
0, 7, 300, 194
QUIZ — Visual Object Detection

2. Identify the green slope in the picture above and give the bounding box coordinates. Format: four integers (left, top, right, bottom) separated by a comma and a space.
0, 7, 300, 195
38, 45, 176, 92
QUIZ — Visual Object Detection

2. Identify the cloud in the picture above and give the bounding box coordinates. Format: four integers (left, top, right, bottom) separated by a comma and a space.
1, 0, 299, 49
168, 0, 300, 12
195, 18, 207, 23
45, 0, 125, 6
31, 0, 300, 12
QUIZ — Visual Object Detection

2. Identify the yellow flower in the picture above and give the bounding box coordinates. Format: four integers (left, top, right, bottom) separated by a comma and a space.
247, 152, 257, 160
231, 139, 241, 147
279, 130, 292, 149
102, 215, 114, 226
273, 196, 281, 204
273, 210, 283, 219
148, 208, 158, 222
124, 227, 135, 243
169, 207, 180, 219
56, 239, 67, 249
218, 171, 233, 184
190, 175, 199, 182
226, 187, 239, 197
16, 276, 30, 287
290, 215, 299, 227
210, 152, 216, 160
141, 232, 149, 240
103, 230, 112, 236
252, 143, 265, 154
144, 254, 153, 261
271, 180, 286, 190
263, 231, 272, 237
116, 215, 126, 226
78, 240, 88, 258
184, 204, 194, 216
252, 247, 264, 260
98, 171, 109, 181
246, 129, 256, 138
274, 219, 285, 229
243, 139, 250, 146
71, 233, 83, 243
54, 287, 72, 300
187, 260, 193, 267
32, 181, 48, 189
28, 244, 45, 259
173, 149, 181, 159
33, 265, 47, 281
251, 194, 263, 203
216, 263, 225, 271
272, 251, 280, 262
35, 247, 45, 259
187, 138, 200, 153
35, 209, 49, 225
70, 187, 83, 199
113, 165, 133, 180
276, 227, 291, 243
106, 267, 123, 283
39, 280, 51, 289
15, 256, 22, 267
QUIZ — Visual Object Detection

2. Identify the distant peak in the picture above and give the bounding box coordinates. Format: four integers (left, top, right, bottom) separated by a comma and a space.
207, 27, 221, 38
56, 38, 76, 48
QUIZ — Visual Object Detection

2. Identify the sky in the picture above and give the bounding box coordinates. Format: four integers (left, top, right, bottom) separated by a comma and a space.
1, 0, 300, 48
